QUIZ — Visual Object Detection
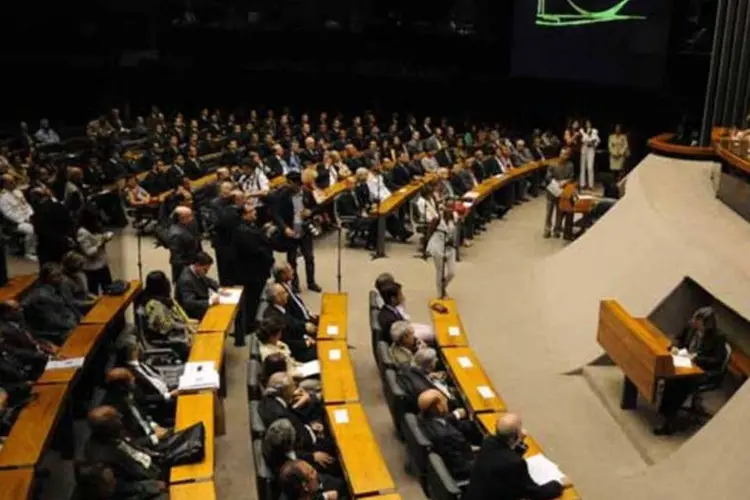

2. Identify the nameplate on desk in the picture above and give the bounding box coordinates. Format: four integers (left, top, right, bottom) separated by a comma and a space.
326, 325, 339, 336
398, 188, 407, 194
457, 356, 473, 368
333, 409, 349, 424
494, 174, 507, 179
328, 349, 342, 361
477, 385, 495, 399
217, 287, 242, 305
45, 357, 85, 371
448, 326, 461, 337
464, 192, 479, 200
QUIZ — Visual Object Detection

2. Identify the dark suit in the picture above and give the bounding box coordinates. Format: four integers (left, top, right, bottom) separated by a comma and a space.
266, 187, 318, 289
84, 435, 163, 487
464, 436, 563, 500
211, 200, 241, 286
142, 171, 174, 196
183, 158, 203, 179
233, 220, 275, 338
377, 305, 406, 344
419, 415, 476, 480
30, 198, 75, 266
435, 148, 454, 168
299, 148, 321, 166
266, 155, 288, 179
166, 222, 203, 283
263, 305, 316, 362
390, 163, 413, 188
21, 284, 80, 344
174, 267, 219, 320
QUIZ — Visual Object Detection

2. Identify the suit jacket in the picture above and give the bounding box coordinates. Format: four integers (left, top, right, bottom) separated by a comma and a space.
21, 284, 80, 343
463, 436, 563, 500
174, 267, 219, 319
266, 186, 318, 237
233, 221, 275, 285
257, 395, 316, 459
280, 282, 313, 322
419, 415, 475, 480
183, 158, 203, 179
263, 305, 312, 360
166, 223, 202, 268
435, 148, 454, 168
377, 305, 406, 344
471, 160, 488, 182
142, 171, 175, 196
676, 327, 727, 373
84, 435, 162, 485
266, 156, 287, 179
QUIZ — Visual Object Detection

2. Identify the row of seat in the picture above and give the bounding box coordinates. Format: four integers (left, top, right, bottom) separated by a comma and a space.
246, 292, 403, 499
0, 276, 142, 500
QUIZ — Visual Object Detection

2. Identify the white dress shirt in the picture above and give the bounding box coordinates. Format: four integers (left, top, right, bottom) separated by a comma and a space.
366, 174, 391, 202
0, 189, 34, 225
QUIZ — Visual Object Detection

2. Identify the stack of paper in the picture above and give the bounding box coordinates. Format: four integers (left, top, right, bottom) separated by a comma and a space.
45, 357, 85, 371
178, 361, 220, 391
525, 454, 565, 486
672, 348, 693, 368
413, 323, 433, 339
218, 287, 243, 305
299, 360, 321, 378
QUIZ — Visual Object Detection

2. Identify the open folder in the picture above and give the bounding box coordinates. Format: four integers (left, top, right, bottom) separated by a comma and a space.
525, 454, 565, 486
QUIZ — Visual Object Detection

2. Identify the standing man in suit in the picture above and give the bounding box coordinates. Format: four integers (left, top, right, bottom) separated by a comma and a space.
233, 203, 275, 346
211, 189, 243, 286
464, 413, 568, 500
166, 206, 202, 284
417, 389, 479, 481
543, 147, 574, 239
266, 171, 322, 293
174, 252, 219, 320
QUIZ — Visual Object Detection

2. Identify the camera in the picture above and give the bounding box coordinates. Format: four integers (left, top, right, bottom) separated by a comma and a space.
304, 219, 322, 237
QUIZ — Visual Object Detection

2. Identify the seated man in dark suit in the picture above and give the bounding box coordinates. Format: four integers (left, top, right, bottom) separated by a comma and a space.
417, 389, 480, 481
174, 251, 220, 320
75, 461, 168, 500
104, 368, 172, 442
397, 347, 457, 412
84, 406, 166, 492
264, 283, 317, 362
464, 412, 568, 500
0, 299, 58, 361
273, 263, 319, 325
258, 373, 335, 462
377, 281, 408, 344
21, 262, 81, 344
279, 459, 341, 500
335, 175, 377, 250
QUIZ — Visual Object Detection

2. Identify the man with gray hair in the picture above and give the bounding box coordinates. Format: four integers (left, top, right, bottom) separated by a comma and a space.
463, 413, 569, 500
388, 320, 425, 365
259, 373, 338, 472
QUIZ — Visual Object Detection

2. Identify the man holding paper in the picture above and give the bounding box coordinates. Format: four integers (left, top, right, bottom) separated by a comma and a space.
543, 147, 574, 239
464, 413, 569, 500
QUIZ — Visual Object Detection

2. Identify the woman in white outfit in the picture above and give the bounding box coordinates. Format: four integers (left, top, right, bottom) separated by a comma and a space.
426, 205, 458, 298
579, 120, 600, 190
608, 123, 629, 179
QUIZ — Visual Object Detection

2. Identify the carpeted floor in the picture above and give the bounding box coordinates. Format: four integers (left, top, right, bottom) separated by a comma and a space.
11, 154, 750, 499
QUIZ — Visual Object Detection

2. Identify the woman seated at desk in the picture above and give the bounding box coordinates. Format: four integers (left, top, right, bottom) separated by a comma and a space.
140, 270, 195, 359
257, 317, 321, 393
656, 307, 728, 435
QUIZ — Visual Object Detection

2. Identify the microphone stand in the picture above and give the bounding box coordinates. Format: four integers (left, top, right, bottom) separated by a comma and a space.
370, 170, 384, 260
336, 221, 343, 293
440, 212, 448, 299
136, 225, 144, 283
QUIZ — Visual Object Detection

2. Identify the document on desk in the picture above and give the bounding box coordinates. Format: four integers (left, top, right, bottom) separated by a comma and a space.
299, 360, 321, 378
333, 408, 349, 424
328, 349, 342, 361
178, 367, 220, 391
672, 354, 693, 369
447, 326, 461, 337
457, 356, 473, 368
218, 287, 243, 305
477, 385, 495, 399
45, 357, 85, 371
326, 325, 339, 336
525, 454, 565, 486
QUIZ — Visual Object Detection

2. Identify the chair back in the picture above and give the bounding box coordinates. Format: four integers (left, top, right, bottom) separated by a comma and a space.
249, 334, 262, 361
249, 399, 266, 438
375, 341, 395, 375
426, 452, 462, 500
247, 358, 262, 401
383, 369, 406, 439
403, 413, 432, 493
253, 439, 276, 500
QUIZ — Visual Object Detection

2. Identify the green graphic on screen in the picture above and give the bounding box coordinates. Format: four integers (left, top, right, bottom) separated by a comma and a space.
536, 0, 647, 26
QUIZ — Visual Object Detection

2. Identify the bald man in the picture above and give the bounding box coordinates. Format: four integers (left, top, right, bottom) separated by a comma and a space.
464, 413, 568, 500
84, 406, 164, 486
166, 205, 202, 283
417, 389, 479, 481
210, 187, 244, 286
263, 283, 317, 362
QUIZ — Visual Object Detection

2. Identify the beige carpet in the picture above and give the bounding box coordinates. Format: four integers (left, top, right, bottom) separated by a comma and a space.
9, 154, 750, 499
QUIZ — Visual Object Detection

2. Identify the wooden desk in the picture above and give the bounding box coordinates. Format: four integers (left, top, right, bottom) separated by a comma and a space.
197, 303, 239, 334
0, 274, 37, 302
81, 280, 142, 324
597, 300, 703, 409
647, 132, 717, 158
169, 392, 215, 484
325, 403, 395, 497
169, 480, 217, 500
476, 413, 581, 500
318, 293, 348, 341
428, 298, 469, 348
717, 144, 750, 175
368, 495, 403, 500
187, 332, 225, 371
0, 469, 34, 500
318, 340, 359, 404
373, 176, 435, 258
0, 384, 69, 469
558, 183, 594, 214
36, 324, 107, 385
157, 173, 219, 203
441, 347, 506, 414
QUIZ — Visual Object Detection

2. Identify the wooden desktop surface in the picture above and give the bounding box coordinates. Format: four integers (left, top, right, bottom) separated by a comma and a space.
466, 160, 547, 205
81, 280, 142, 324
0, 275, 37, 302
318, 293, 348, 341
476, 413, 581, 500
717, 145, 750, 175
187, 332, 225, 371
197, 303, 239, 334
169, 480, 217, 500
0, 384, 69, 469
441, 347, 506, 414
428, 298, 469, 348
169, 392, 215, 484
36, 324, 107, 385
375, 176, 436, 216
157, 173, 218, 203
325, 403, 395, 497
317, 340, 359, 404
368, 495, 403, 500
0, 469, 34, 500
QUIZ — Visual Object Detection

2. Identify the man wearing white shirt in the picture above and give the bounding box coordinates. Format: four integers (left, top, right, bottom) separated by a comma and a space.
579, 120, 600, 190
365, 166, 392, 203
0, 175, 37, 260
421, 150, 440, 173
34, 118, 60, 145
239, 158, 270, 202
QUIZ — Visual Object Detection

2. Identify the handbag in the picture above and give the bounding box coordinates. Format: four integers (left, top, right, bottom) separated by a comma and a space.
157, 421, 205, 467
